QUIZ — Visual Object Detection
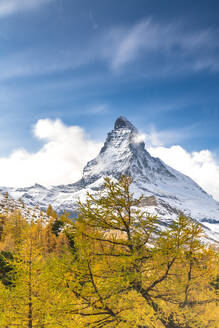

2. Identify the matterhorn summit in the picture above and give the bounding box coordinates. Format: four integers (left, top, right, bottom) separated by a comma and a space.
3, 117, 219, 241
83, 116, 175, 185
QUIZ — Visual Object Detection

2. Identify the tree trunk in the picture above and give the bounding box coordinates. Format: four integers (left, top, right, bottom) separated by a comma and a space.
28, 238, 33, 328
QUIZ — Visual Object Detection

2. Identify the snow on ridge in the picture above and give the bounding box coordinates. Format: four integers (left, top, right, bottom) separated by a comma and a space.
1, 116, 219, 241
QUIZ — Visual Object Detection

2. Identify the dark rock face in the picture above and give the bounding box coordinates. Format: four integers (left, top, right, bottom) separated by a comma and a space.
139, 196, 157, 207
114, 116, 137, 131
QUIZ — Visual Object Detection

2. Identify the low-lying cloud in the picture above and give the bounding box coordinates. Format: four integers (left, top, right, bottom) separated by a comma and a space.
0, 119, 102, 187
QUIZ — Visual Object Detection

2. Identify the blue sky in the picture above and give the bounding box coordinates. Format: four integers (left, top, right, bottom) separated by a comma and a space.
0, 0, 219, 199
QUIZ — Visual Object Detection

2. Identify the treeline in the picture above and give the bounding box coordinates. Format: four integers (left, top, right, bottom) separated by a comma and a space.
0, 177, 218, 328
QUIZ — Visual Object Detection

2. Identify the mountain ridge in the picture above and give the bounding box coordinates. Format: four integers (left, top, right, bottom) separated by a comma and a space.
1, 116, 219, 241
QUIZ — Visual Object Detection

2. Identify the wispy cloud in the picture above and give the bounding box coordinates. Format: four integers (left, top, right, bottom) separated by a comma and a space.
0, 47, 92, 81
105, 21, 150, 71
138, 124, 199, 148
102, 19, 219, 75
89, 10, 99, 30
0, 0, 53, 17
87, 104, 108, 114
1, 18, 219, 82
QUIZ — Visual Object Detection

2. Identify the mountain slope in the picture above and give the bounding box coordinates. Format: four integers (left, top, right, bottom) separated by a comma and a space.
0, 192, 49, 222
2, 116, 219, 240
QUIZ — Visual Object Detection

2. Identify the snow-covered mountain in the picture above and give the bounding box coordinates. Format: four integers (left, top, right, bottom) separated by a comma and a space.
0, 191, 49, 222
2, 116, 219, 241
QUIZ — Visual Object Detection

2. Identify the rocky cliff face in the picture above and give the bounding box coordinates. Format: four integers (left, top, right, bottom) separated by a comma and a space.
82, 116, 175, 185
2, 116, 219, 241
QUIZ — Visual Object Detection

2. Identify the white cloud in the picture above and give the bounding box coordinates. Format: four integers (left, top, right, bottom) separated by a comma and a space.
0, 119, 102, 187
0, 0, 52, 17
109, 21, 150, 71
136, 124, 196, 148
148, 145, 219, 201
87, 104, 108, 114
103, 19, 219, 74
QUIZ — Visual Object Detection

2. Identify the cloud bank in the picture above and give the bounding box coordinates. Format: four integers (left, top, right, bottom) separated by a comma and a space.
0, 119, 102, 187
0, 118, 218, 201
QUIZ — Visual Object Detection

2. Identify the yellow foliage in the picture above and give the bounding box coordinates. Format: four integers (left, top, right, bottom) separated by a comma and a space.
0, 177, 218, 328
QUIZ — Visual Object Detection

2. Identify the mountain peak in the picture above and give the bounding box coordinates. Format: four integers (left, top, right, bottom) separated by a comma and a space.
3, 116, 219, 241
114, 116, 137, 132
